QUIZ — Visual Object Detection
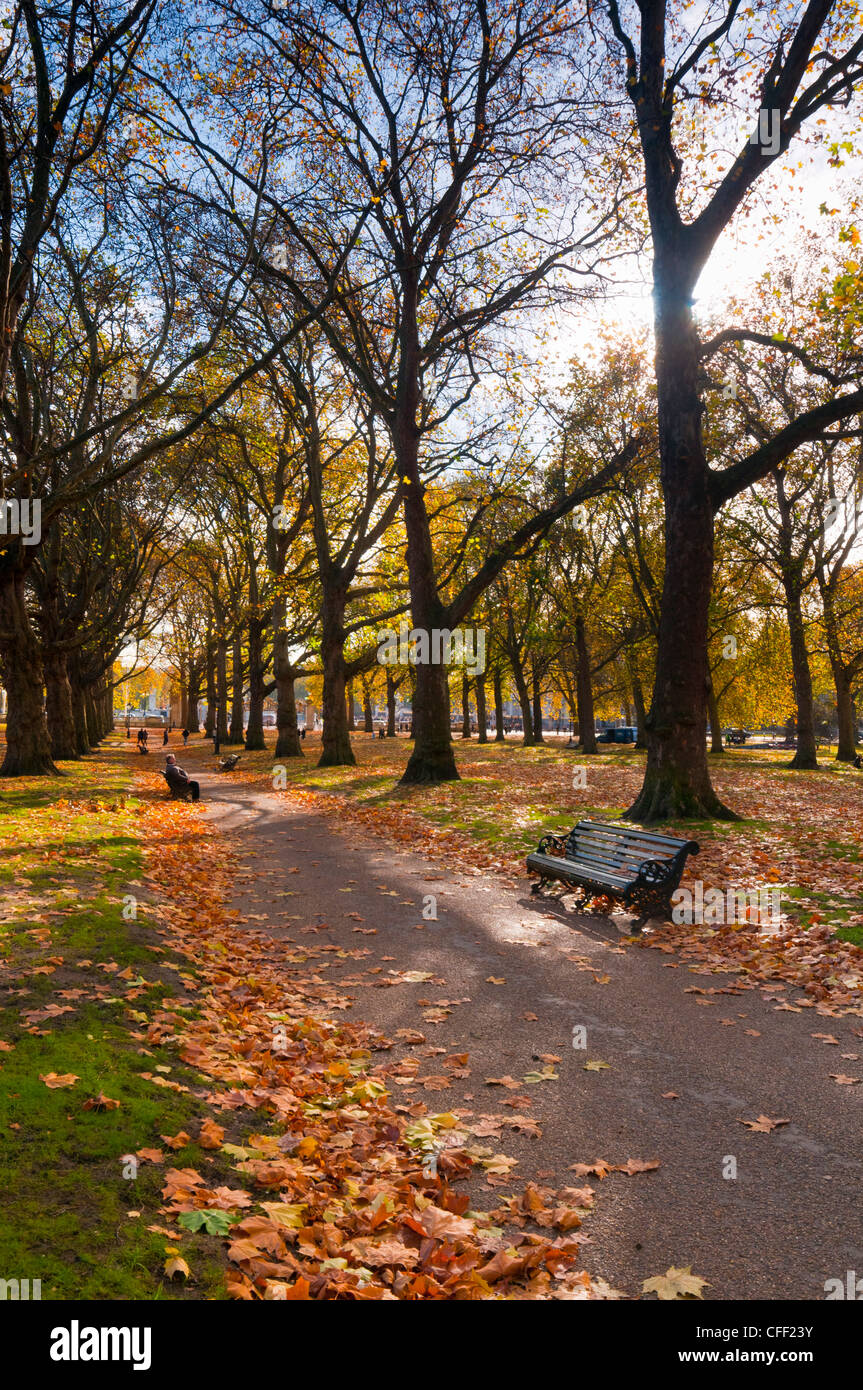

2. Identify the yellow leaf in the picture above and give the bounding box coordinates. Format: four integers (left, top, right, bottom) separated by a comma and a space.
164, 1248, 191, 1280
642, 1266, 709, 1300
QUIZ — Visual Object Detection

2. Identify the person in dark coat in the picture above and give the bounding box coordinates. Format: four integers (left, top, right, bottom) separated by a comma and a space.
165, 754, 199, 801
163, 727, 169, 746
182, 728, 189, 747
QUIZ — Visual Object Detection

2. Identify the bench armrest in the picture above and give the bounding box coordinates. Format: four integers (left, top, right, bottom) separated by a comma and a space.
536, 833, 567, 856
635, 858, 676, 887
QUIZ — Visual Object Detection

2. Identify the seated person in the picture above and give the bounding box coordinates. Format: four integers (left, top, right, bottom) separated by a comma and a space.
164, 754, 200, 801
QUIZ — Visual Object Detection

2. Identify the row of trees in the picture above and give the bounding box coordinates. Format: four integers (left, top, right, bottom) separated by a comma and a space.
154, 318, 863, 774
2, 0, 862, 821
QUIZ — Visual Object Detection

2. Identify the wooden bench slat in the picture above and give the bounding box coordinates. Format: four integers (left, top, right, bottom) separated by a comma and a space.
575, 821, 697, 851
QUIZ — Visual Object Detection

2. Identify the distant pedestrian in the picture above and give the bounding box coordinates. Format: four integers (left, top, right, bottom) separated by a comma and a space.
182, 728, 189, 747
300, 726, 306, 740
163, 728, 169, 746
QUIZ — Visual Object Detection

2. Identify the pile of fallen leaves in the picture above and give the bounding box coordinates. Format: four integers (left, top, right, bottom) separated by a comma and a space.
639, 918, 863, 1018
136, 785, 620, 1300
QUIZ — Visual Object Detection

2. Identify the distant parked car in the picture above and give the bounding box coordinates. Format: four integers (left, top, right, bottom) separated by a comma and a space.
725, 728, 748, 745
597, 726, 638, 744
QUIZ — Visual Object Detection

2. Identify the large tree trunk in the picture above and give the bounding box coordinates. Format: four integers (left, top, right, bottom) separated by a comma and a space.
493, 668, 505, 742
476, 674, 488, 744
229, 638, 244, 744
0, 569, 56, 775
319, 588, 355, 767
575, 614, 597, 754
461, 675, 471, 738
245, 620, 266, 751
396, 363, 458, 782
784, 583, 818, 769
44, 647, 79, 762
274, 630, 302, 758
626, 269, 733, 822
363, 691, 374, 734
346, 681, 356, 731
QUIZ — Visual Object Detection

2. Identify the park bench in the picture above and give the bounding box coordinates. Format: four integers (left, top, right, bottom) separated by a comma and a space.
527, 818, 699, 929
163, 771, 192, 801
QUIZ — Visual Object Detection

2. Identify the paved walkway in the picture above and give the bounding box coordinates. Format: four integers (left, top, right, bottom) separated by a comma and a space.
200, 773, 862, 1300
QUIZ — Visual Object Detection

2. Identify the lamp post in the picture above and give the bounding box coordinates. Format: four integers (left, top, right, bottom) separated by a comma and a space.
213, 703, 221, 756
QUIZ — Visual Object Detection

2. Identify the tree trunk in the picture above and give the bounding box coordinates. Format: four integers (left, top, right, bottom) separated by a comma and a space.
319, 589, 355, 767
0, 569, 56, 775
84, 684, 101, 748
631, 668, 648, 750
68, 652, 91, 756
461, 675, 471, 738
186, 668, 201, 735
363, 692, 374, 734
834, 665, 857, 763
204, 642, 216, 736
575, 614, 597, 754
245, 620, 266, 751
347, 681, 356, 731
626, 268, 734, 822
493, 668, 505, 742
476, 674, 488, 744
273, 630, 302, 758
511, 658, 534, 747
531, 661, 545, 744
100, 681, 113, 738
397, 381, 458, 782
43, 647, 79, 761
706, 675, 724, 755
819, 574, 858, 763
215, 640, 230, 743
386, 673, 397, 737
229, 638, 244, 743
784, 583, 818, 769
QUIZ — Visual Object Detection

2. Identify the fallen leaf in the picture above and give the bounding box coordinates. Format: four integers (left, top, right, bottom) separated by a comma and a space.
643, 1266, 709, 1301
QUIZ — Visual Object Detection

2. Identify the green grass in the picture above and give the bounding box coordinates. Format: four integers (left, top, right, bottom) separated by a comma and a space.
0, 755, 230, 1299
